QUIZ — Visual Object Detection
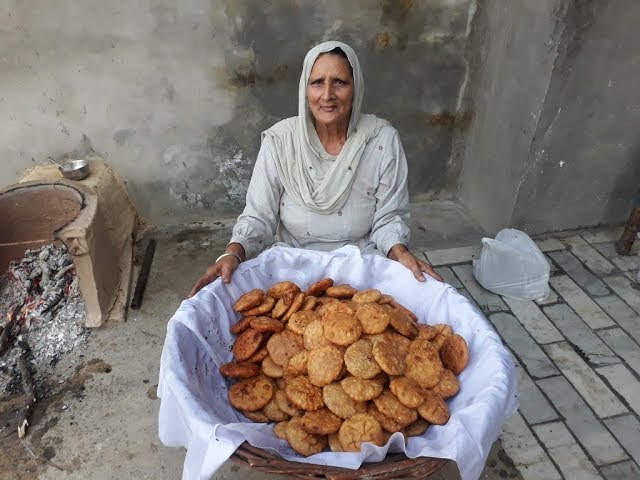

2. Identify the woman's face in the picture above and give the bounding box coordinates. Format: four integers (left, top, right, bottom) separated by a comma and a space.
306, 53, 354, 131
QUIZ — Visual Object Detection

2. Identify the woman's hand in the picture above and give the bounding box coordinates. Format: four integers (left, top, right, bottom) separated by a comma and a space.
387, 244, 443, 282
188, 244, 245, 298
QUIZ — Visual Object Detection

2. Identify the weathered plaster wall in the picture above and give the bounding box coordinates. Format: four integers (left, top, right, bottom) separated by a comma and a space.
458, 0, 640, 235
511, 0, 640, 232
455, 0, 568, 234
0, 0, 475, 225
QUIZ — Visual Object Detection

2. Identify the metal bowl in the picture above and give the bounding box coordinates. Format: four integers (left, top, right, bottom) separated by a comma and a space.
59, 159, 90, 181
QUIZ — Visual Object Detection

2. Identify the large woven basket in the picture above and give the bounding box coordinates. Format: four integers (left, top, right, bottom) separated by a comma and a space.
230, 442, 450, 479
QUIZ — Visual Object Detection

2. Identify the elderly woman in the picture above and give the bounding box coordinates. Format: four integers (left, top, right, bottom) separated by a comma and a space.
189, 41, 442, 297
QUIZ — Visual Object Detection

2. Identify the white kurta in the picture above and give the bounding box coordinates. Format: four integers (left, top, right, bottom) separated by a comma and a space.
229, 125, 411, 260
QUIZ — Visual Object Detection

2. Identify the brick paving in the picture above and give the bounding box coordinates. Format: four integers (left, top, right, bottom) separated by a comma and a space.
423, 227, 640, 480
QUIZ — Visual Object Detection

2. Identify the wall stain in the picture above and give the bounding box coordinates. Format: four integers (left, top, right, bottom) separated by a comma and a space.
382, 0, 414, 23
113, 129, 136, 146
379, 0, 418, 51
430, 112, 457, 126
376, 31, 392, 49
229, 64, 290, 88
414, 111, 475, 130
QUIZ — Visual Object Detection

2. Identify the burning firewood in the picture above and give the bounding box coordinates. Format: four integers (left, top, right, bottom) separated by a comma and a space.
0, 304, 21, 355
1, 244, 89, 421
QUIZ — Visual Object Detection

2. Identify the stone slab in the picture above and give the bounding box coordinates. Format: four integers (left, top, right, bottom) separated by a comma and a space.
537, 375, 628, 465
534, 237, 566, 252
548, 250, 610, 296
490, 312, 559, 378
432, 265, 463, 289
452, 264, 508, 313
543, 303, 618, 366
600, 461, 640, 480
604, 276, 640, 315
503, 297, 564, 344
593, 241, 640, 271
563, 235, 616, 275
582, 228, 624, 244
604, 415, 640, 465
425, 246, 475, 266
499, 412, 562, 480
545, 253, 560, 274
596, 363, 640, 415
598, 328, 640, 377
544, 342, 627, 417
594, 294, 640, 341
513, 362, 558, 425
532, 421, 601, 480
549, 275, 614, 329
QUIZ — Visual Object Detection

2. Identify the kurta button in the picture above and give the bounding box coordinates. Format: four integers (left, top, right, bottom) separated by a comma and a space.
338, 211, 342, 216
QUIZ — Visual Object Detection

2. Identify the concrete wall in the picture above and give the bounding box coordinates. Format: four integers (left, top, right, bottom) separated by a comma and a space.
0, 0, 475, 225
511, 0, 640, 232
458, 0, 640, 234
4, 0, 637, 233
456, 0, 568, 233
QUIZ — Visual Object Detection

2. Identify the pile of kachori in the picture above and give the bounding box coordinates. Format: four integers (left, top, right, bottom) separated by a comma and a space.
220, 279, 469, 456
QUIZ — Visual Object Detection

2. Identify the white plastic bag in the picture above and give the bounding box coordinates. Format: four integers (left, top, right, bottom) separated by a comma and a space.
473, 228, 550, 301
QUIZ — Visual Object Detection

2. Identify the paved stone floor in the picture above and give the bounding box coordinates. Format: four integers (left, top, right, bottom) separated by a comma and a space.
424, 227, 640, 480
2, 211, 638, 479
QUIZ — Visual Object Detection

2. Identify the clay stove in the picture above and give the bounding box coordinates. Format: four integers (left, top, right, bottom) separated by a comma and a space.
0, 158, 139, 327
0, 183, 82, 272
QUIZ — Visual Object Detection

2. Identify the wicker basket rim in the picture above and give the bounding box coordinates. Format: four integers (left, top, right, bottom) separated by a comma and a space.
230, 441, 451, 479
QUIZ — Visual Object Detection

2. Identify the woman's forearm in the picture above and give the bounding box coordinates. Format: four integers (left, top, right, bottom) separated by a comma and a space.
225, 242, 246, 261
387, 243, 409, 260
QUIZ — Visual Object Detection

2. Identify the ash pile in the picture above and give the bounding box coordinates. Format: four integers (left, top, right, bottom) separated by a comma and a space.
0, 244, 89, 397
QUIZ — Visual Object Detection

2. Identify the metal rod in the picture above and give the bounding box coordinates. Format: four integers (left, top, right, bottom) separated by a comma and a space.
130, 239, 157, 310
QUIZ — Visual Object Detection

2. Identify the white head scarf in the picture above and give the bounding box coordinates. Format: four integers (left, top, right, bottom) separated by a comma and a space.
262, 41, 388, 214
